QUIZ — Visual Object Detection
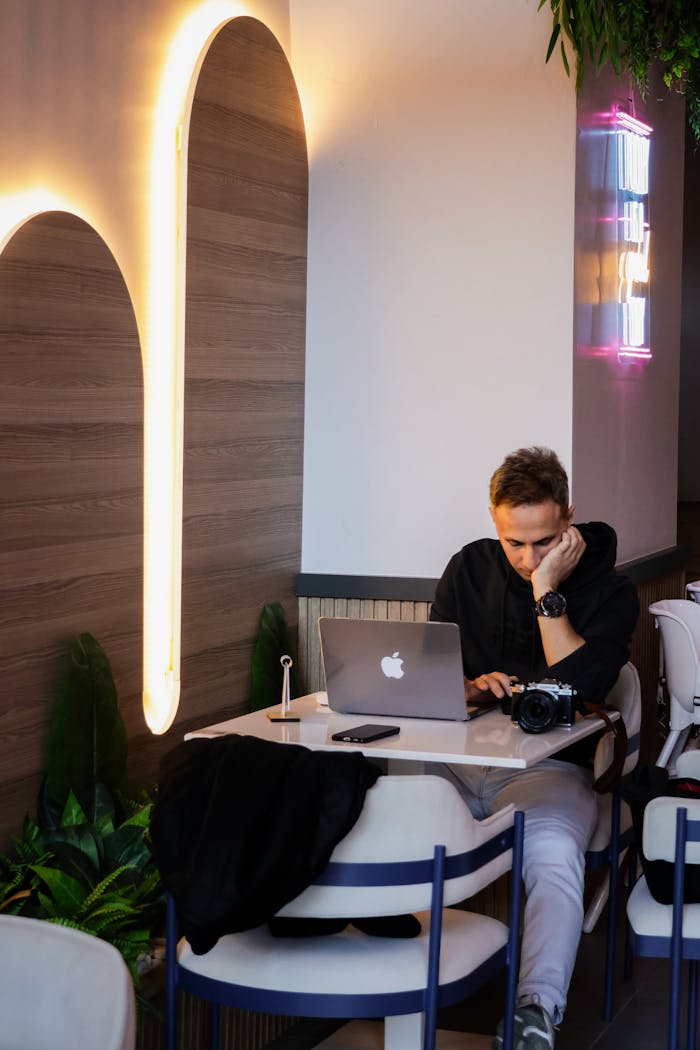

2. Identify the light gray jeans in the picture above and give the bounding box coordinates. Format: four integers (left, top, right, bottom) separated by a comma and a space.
434, 758, 598, 1024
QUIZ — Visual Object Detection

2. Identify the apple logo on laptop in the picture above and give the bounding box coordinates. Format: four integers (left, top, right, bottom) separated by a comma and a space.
381, 651, 404, 679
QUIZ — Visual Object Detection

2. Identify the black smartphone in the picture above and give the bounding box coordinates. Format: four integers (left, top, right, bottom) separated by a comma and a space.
331, 723, 400, 744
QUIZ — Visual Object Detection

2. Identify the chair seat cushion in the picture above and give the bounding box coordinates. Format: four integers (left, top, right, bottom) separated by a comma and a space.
178, 907, 508, 996
627, 875, 700, 943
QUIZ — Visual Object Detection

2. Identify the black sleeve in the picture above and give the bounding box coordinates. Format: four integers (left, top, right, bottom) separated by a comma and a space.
547, 578, 639, 706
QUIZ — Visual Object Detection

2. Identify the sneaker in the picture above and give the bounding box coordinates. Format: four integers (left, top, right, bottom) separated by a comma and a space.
492, 1004, 555, 1050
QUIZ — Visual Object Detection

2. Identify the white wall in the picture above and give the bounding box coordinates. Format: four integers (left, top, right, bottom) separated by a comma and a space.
290, 0, 577, 577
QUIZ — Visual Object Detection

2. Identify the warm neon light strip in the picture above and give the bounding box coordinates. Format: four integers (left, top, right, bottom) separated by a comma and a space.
620, 296, 647, 347
617, 130, 650, 195
622, 201, 645, 245
142, 1, 250, 734
0, 189, 84, 252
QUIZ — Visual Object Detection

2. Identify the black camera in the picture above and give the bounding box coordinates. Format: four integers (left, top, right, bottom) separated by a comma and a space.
508, 679, 577, 734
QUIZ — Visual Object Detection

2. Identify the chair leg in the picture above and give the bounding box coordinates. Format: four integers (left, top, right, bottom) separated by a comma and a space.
583, 843, 632, 936
623, 842, 636, 980
688, 960, 698, 1050
603, 876, 616, 1021
668, 964, 681, 1050
166, 895, 178, 1050
668, 809, 687, 1050
385, 1013, 423, 1049
502, 811, 525, 1050
656, 728, 689, 772
582, 875, 611, 935
422, 845, 446, 1050
602, 793, 621, 1022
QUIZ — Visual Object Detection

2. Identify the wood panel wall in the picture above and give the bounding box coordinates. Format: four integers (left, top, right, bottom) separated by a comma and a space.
0, 18, 308, 835
172, 18, 307, 747
0, 212, 143, 846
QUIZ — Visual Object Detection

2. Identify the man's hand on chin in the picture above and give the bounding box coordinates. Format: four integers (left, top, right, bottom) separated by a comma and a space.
531, 525, 586, 597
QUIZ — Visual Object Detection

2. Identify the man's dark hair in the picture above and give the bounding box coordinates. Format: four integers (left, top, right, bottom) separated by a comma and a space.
489, 447, 570, 512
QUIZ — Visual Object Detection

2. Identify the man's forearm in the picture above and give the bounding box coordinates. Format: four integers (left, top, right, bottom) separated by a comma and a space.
537, 614, 585, 667
531, 543, 587, 667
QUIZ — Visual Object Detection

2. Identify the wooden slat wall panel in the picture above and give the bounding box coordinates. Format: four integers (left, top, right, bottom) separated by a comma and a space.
299, 597, 431, 693
136, 994, 294, 1050
172, 16, 307, 752
0, 212, 143, 846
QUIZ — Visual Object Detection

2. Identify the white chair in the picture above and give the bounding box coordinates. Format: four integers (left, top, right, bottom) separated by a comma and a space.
626, 795, 700, 1050
649, 599, 700, 769
0, 915, 135, 1050
674, 748, 700, 779
166, 774, 524, 1050
685, 580, 700, 603
582, 662, 642, 1019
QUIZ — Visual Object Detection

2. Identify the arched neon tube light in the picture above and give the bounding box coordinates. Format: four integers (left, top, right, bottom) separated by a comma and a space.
0, 189, 84, 254
142, 1, 253, 733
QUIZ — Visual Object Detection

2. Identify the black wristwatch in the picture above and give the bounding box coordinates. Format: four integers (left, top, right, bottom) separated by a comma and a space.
534, 591, 567, 618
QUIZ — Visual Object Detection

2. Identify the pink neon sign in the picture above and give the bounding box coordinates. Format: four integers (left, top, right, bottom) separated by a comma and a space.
576, 105, 653, 362
614, 106, 652, 359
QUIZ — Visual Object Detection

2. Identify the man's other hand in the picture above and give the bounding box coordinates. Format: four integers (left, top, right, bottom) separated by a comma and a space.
531, 525, 586, 597
465, 672, 518, 700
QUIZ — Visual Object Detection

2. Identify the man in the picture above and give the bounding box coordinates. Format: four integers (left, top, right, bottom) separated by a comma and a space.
430, 447, 639, 1050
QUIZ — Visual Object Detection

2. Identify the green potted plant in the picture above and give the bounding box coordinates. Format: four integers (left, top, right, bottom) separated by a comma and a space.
0, 633, 163, 1002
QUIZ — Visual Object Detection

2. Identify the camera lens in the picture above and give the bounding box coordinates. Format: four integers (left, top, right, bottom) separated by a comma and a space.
517, 689, 558, 734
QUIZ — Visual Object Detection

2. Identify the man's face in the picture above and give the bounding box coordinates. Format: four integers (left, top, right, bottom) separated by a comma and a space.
490, 500, 574, 583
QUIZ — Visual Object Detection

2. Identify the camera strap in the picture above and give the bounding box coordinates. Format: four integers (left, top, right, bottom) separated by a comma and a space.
582, 702, 628, 794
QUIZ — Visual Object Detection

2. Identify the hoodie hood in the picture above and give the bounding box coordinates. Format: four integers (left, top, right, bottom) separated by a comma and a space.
560, 521, 618, 594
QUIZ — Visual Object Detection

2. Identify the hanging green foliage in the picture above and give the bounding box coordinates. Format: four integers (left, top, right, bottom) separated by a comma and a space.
539, 0, 700, 141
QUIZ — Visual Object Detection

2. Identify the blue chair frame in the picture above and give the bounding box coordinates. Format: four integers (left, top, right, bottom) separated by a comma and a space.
585, 736, 640, 1020
584, 660, 641, 1019
628, 804, 700, 1050
166, 810, 524, 1050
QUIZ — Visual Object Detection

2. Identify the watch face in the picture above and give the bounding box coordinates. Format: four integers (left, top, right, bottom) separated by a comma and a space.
539, 591, 566, 617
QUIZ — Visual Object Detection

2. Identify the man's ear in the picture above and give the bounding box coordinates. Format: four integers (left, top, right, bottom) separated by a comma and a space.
488, 504, 496, 525
566, 503, 575, 525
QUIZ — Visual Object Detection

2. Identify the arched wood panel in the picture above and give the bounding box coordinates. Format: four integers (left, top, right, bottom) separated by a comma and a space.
178, 17, 307, 734
0, 212, 143, 846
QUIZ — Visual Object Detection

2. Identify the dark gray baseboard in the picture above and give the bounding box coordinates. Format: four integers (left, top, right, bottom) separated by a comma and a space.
296, 545, 690, 601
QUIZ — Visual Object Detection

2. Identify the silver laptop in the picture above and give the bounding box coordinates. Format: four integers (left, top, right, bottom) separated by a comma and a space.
319, 617, 497, 722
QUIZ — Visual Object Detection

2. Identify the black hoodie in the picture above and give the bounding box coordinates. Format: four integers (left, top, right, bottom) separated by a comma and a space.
430, 521, 639, 709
